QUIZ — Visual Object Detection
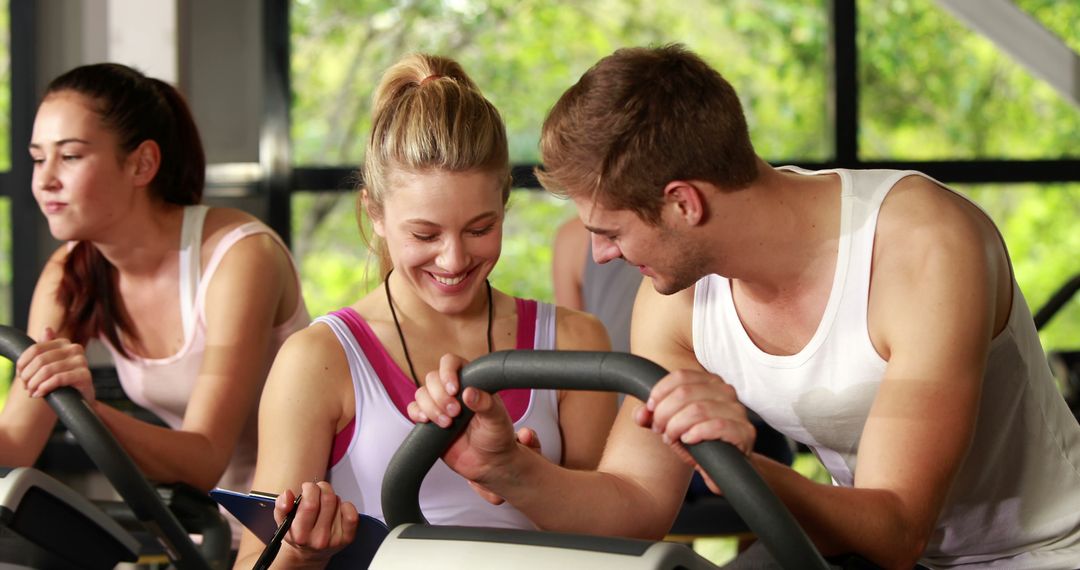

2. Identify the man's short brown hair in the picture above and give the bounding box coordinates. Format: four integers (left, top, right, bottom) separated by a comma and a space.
536, 44, 758, 224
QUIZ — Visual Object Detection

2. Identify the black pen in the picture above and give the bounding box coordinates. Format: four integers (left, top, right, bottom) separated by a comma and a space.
252, 493, 302, 570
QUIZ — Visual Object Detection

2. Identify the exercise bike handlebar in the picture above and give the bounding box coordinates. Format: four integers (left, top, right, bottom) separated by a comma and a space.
382, 350, 829, 570
0, 325, 210, 570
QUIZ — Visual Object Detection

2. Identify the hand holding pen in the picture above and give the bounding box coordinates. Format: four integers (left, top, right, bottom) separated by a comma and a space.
252, 492, 302, 570
252, 481, 362, 569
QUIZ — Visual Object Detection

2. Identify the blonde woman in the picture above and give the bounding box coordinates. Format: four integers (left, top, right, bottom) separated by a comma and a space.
233, 54, 617, 569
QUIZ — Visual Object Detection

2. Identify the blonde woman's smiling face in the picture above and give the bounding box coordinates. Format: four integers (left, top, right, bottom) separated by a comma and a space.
374, 169, 506, 315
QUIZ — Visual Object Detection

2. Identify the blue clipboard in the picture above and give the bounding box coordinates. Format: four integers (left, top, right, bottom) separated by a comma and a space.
210, 488, 389, 567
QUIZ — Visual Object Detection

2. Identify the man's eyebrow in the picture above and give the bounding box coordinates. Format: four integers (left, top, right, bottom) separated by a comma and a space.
584, 224, 615, 236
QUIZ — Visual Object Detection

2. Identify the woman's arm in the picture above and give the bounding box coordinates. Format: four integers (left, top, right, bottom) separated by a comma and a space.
2, 247, 78, 465
233, 325, 359, 570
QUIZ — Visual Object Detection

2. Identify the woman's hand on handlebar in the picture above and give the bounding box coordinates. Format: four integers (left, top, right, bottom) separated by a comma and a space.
15, 328, 96, 403
407, 353, 520, 486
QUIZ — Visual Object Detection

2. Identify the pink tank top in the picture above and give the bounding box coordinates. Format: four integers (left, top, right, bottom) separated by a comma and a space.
105, 206, 309, 540
315, 299, 561, 528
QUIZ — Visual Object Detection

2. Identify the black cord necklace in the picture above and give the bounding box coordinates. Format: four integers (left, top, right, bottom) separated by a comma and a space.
384, 269, 494, 386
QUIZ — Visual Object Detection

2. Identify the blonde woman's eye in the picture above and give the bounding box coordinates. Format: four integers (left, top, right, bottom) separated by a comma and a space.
412, 233, 438, 242
468, 225, 495, 237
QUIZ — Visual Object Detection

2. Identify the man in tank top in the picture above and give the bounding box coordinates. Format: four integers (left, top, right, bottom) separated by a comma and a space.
413, 45, 1080, 569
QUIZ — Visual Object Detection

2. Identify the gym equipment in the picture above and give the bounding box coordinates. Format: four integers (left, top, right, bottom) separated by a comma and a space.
371, 350, 831, 570
0, 325, 215, 570
0, 466, 138, 569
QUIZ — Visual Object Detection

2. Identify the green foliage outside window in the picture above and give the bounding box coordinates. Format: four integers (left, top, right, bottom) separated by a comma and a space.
963, 184, 1080, 351
290, 0, 830, 166
859, 0, 1079, 161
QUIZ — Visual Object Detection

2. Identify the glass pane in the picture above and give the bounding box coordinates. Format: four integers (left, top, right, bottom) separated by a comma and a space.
290, 0, 830, 167
858, 0, 1080, 160
291, 188, 575, 318
0, 197, 11, 405
958, 183, 1080, 353
0, 0, 10, 171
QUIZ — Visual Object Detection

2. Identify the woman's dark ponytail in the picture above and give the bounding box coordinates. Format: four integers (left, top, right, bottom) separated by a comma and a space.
58, 242, 131, 354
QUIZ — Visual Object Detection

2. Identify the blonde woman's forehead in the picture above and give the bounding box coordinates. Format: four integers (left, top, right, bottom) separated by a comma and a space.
388, 169, 504, 197
383, 169, 505, 217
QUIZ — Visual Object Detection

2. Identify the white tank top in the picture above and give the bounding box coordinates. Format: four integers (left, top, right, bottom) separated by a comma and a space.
693, 168, 1080, 568
317, 299, 562, 529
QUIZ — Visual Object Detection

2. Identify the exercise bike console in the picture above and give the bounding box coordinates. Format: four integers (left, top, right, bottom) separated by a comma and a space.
0, 467, 138, 569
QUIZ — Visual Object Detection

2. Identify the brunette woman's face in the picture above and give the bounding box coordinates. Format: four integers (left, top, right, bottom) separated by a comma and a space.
28, 90, 138, 242
374, 169, 505, 315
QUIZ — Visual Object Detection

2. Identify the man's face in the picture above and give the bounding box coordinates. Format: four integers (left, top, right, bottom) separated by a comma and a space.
573, 197, 710, 295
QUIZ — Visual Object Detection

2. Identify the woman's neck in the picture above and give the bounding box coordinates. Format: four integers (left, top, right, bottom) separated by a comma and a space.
92, 201, 187, 278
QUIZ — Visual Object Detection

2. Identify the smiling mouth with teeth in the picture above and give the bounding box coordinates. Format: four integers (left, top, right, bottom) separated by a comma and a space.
432, 273, 467, 286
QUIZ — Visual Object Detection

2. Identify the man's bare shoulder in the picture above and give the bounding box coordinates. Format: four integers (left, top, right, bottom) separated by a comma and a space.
877, 175, 996, 247
874, 174, 1004, 276
631, 280, 698, 363
869, 174, 1008, 352
634, 280, 696, 315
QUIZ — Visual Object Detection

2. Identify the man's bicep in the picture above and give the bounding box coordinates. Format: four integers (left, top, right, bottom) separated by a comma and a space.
630, 283, 704, 373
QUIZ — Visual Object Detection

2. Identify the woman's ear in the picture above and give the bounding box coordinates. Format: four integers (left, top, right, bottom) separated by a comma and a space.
129, 140, 161, 187
362, 189, 386, 237
662, 180, 706, 227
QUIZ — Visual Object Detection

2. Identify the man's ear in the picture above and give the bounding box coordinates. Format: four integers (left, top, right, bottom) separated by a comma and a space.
362, 188, 386, 237
129, 140, 161, 187
662, 180, 706, 226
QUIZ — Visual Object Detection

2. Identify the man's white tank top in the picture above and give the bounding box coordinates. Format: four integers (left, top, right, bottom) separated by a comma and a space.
315, 299, 562, 529
693, 168, 1080, 568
